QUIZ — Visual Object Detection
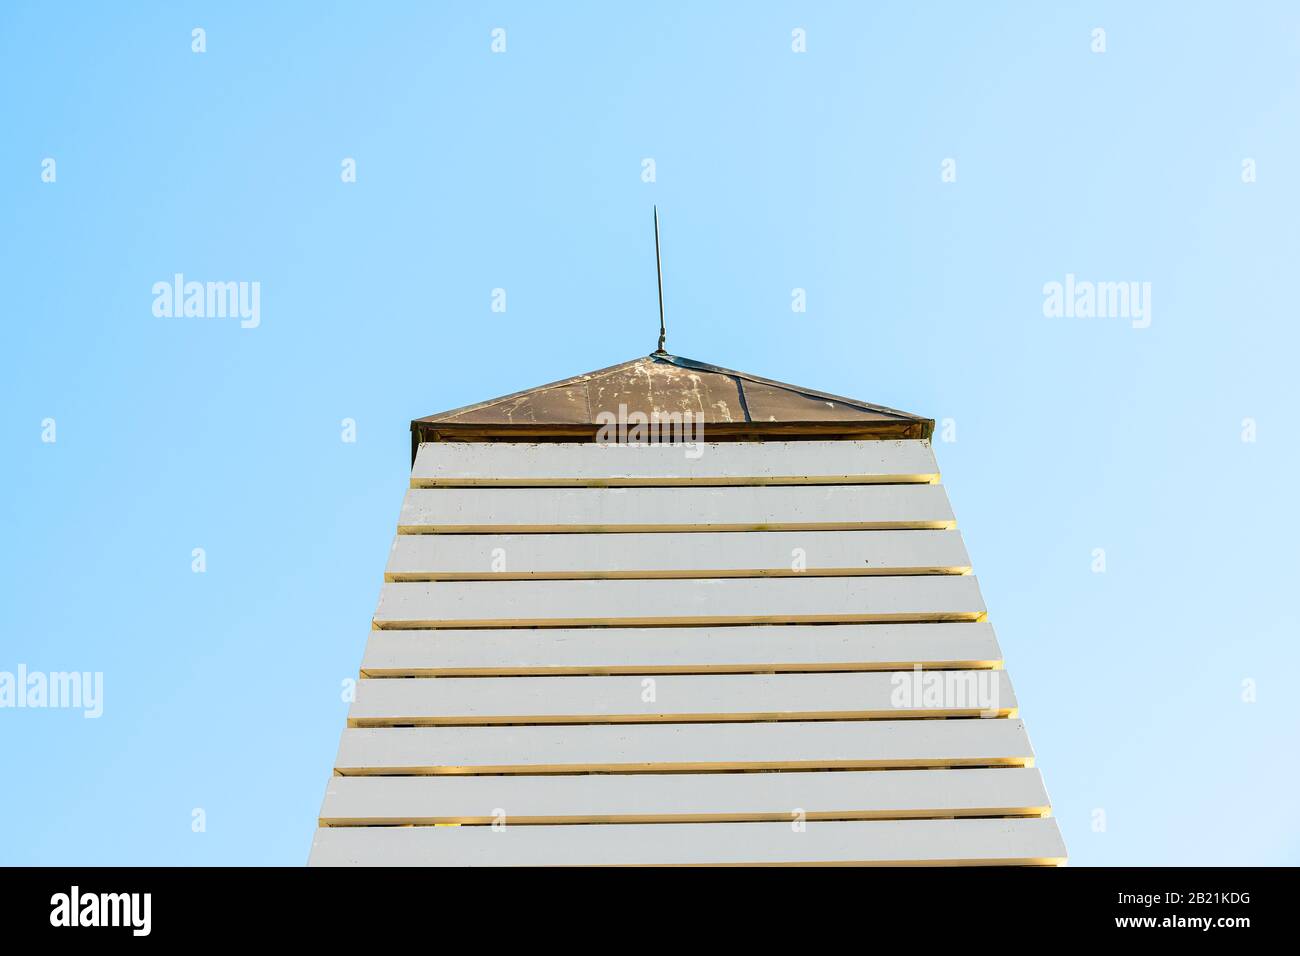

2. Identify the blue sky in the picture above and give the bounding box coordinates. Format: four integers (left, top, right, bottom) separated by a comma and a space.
2, 1, 1297, 865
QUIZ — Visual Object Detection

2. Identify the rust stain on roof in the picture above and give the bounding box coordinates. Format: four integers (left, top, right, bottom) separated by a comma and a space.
412, 352, 932, 447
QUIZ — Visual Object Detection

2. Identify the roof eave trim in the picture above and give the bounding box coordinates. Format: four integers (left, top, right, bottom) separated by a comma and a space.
410, 417, 935, 462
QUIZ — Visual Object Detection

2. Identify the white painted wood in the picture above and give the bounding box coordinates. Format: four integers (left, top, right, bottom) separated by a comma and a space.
334, 718, 1036, 774
398, 483, 955, 533
411, 439, 940, 487
385, 529, 971, 580
308, 816, 1067, 866
359, 622, 1003, 676
318, 767, 1050, 825
373, 575, 986, 628
315, 435, 1064, 864
346, 671, 1015, 726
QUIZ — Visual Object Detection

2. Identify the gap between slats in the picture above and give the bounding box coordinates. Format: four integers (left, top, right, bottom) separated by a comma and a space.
320, 810, 1050, 827
346, 710, 1018, 728
334, 757, 1037, 777
360, 662, 1003, 677
372, 613, 987, 630
385, 568, 972, 582
397, 521, 956, 534
410, 477, 941, 488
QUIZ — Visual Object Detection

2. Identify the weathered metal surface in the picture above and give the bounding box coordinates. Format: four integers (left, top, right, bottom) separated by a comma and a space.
411, 353, 933, 452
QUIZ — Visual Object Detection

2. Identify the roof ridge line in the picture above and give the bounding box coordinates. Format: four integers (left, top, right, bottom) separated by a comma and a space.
653, 353, 920, 422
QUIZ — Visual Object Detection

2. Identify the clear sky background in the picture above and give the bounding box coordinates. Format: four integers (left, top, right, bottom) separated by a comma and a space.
2, 2, 1297, 866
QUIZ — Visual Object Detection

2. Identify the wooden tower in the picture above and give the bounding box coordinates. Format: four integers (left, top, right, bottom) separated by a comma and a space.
309, 352, 1066, 866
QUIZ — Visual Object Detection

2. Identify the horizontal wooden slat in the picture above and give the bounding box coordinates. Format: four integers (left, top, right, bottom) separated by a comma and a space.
397, 484, 954, 533
373, 575, 986, 628
411, 439, 940, 487
385, 529, 971, 580
334, 718, 1036, 774
359, 622, 1003, 676
319, 767, 1050, 825
308, 817, 1066, 866
346, 671, 1015, 726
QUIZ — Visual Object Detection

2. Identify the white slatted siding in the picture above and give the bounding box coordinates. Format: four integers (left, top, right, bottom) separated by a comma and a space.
373, 576, 986, 628
346, 671, 1016, 726
359, 622, 1004, 676
386, 529, 971, 579
332, 718, 1039, 774
309, 818, 1067, 867
318, 768, 1051, 825
398, 483, 955, 533
410, 439, 940, 486
312, 438, 1064, 866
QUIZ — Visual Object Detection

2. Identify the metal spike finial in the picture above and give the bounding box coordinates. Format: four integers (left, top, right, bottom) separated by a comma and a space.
653, 206, 667, 354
